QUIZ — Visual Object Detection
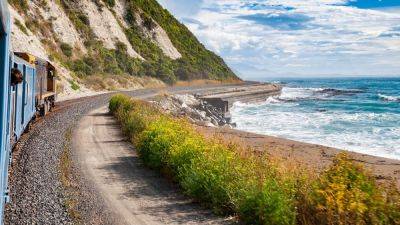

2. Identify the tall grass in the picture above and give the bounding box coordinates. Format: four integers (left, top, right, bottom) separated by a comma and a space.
109, 94, 400, 225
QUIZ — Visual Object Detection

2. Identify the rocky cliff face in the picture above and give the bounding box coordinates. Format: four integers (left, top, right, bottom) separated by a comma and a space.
8, 0, 238, 99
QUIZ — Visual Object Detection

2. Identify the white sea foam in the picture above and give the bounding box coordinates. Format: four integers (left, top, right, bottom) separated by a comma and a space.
265, 96, 281, 104
231, 87, 400, 160
232, 101, 251, 108
278, 87, 318, 101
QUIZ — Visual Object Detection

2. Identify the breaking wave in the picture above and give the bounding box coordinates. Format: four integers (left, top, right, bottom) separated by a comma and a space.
263, 87, 365, 104
379, 94, 400, 102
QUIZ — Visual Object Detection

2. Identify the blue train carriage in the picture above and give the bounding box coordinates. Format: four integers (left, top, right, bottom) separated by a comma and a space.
0, 0, 57, 221
8, 53, 37, 146
14, 52, 57, 116
0, 0, 11, 222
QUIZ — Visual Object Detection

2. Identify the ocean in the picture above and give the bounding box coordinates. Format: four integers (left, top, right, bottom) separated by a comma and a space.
231, 77, 400, 160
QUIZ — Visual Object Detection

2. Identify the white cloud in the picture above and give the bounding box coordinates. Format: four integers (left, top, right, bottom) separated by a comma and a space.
158, 0, 400, 77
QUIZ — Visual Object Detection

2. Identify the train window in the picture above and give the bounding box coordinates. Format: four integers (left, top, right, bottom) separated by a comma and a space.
10, 68, 23, 85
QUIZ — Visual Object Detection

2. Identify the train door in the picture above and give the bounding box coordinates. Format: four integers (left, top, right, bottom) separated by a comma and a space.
13, 63, 24, 138
21, 65, 26, 126
9, 85, 15, 146
23, 66, 35, 125
29, 68, 35, 115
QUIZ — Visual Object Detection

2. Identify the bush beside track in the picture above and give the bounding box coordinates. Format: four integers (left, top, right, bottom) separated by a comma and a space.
109, 94, 400, 225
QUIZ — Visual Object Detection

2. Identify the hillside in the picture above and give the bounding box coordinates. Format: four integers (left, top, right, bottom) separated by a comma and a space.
8, 0, 239, 98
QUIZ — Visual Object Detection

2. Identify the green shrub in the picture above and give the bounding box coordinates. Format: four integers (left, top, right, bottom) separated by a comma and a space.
14, 19, 28, 35
140, 13, 156, 30
109, 94, 132, 113
68, 59, 93, 77
60, 42, 73, 57
103, 0, 115, 7
238, 179, 297, 225
9, 0, 29, 12
59, 0, 94, 40
68, 80, 80, 91
137, 117, 189, 170
306, 153, 400, 225
109, 94, 161, 139
178, 143, 243, 213
24, 19, 41, 34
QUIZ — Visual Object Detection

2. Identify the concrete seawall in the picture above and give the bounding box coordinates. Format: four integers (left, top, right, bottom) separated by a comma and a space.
197, 83, 282, 115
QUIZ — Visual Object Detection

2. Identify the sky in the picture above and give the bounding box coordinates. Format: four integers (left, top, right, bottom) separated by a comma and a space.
157, 0, 400, 79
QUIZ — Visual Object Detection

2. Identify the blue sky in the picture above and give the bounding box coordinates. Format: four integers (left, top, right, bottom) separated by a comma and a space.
345, 0, 400, 9
157, 0, 400, 79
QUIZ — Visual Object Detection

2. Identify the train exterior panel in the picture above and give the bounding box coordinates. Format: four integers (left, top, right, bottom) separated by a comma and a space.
0, 0, 11, 222
23, 65, 36, 126
10, 57, 36, 142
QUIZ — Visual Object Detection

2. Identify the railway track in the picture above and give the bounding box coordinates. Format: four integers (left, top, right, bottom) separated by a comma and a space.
3, 85, 241, 225
4, 92, 114, 225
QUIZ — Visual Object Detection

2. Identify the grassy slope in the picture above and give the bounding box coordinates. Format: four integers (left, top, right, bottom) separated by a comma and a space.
126, 0, 237, 81
9, 0, 239, 84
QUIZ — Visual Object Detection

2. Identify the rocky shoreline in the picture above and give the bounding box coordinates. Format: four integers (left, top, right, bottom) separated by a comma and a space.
154, 83, 282, 128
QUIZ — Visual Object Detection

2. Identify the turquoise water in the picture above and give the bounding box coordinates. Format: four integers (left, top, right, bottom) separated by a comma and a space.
231, 77, 400, 159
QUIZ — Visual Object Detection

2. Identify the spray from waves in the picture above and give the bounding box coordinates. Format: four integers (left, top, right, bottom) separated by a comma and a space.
262, 87, 322, 103
262, 87, 364, 104
379, 94, 400, 102
265, 96, 282, 104
279, 87, 320, 101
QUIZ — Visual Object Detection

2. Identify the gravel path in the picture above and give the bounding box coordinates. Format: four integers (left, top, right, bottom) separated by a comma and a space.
74, 106, 233, 225
4, 86, 240, 225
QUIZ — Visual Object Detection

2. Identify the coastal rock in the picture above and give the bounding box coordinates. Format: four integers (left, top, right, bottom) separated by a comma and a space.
316, 88, 364, 96
211, 118, 219, 126
222, 124, 233, 129
155, 94, 233, 128
173, 94, 200, 107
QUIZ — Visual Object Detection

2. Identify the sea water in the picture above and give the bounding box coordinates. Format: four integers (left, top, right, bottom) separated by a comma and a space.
231, 77, 400, 160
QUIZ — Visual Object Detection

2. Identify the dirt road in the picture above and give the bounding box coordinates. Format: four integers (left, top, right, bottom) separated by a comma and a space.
74, 106, 232, 225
